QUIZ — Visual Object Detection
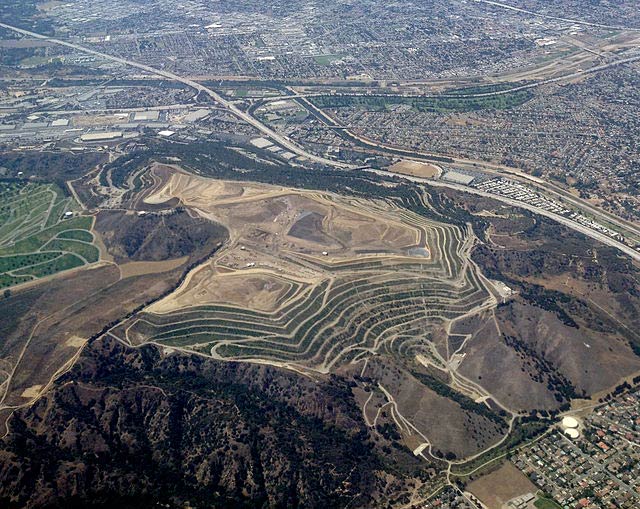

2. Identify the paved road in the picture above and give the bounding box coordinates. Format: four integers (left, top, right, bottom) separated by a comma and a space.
474, 0, 640, 32
296, 95, 640, 246
0, 22, 355, 170
364, 168, 640, 262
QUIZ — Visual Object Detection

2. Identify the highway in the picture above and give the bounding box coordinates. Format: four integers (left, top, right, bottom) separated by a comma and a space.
0, 22, 355, 170
364, 168, 640, 263
294, 94, 640, 245
473, 0, 640, 32
2, 21, 639, 261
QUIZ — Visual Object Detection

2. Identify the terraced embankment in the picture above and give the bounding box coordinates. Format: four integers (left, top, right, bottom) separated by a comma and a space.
118, 168, 496, 375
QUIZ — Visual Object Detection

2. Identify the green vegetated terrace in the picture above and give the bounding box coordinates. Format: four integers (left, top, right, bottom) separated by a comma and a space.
0, 181, 99, 288
534, 496, 563, 509
442, 82, 527, 96
313, 54, 343, 66
128, 220, 489, 372
310, 87, 533, 113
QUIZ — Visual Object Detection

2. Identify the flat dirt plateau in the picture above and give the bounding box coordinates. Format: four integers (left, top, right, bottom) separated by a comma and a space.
147, 169, 423, 259
389, 160, 442, 179
142, 167, 432, 317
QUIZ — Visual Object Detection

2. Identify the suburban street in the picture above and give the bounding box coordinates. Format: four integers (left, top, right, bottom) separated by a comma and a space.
0, 22, 356, 170
294, 95, 640, 249
2, 20, 638, 263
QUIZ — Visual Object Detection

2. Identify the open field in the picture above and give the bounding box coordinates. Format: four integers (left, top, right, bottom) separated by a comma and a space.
534, 497, 562, 509
389, 160, 442, 179
118, 256, 188, 279
467, 461, 538, 509
0, 181, 99, 288
313, 54, 343, 66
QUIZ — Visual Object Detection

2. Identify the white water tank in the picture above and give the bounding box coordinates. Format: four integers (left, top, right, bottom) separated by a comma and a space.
562, 416, 579, 429
564, 428, 580, 440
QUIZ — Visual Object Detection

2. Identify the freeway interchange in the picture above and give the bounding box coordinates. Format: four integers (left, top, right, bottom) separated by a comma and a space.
0, 22, 354, 170
1, 20, 639, 262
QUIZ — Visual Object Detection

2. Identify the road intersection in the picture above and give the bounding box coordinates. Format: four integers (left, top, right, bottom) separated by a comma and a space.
1, 20, 638, 263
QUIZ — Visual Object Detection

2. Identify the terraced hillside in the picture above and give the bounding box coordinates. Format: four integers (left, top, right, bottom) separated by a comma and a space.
105, 166, 510, 458
119, 168, 495, 376
4, 152, 638, 507
0, 181, 99, 288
